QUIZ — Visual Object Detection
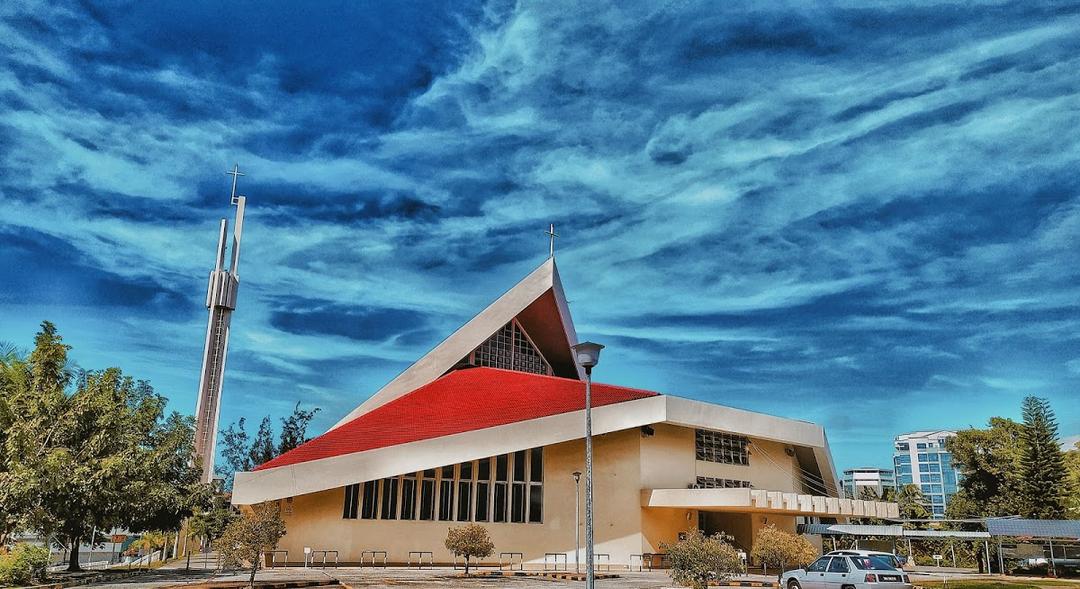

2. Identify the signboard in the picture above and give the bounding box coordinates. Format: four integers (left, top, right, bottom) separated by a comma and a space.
111, 534, 128, 543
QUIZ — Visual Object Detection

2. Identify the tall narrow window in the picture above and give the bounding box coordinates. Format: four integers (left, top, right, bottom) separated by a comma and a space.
457, 462, 473, 521
511, 450, 526, 522
419, 469, 436, 520
475, 458, 491, 522
439, 465, 455, 521
343, 483, 359, 519
494, 454, 508, 523
401, 474, 417, 520
360, 480, 378, 520
380, 477, 399, 520
528, 447, 543, 523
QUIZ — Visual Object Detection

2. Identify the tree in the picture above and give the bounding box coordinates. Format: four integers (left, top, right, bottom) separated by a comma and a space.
663, 530, 743, 589
249, 417, 277, 467
1019, 396, 1069, 519
895, 484, 932, 521
1065, 442, 1080, 519
948, 418, 1025, 517
1, 322, 210, 570
216, 404, 321, 489
0, 342, 30, 546
278, 402, 320, 454
187, 497, 237, 570
444, 523, 494, 575
750, 525, 817, 577
215, 503, 287, 587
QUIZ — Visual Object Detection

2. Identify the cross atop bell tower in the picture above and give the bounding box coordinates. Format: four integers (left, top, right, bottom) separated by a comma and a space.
193, 164, 249, 483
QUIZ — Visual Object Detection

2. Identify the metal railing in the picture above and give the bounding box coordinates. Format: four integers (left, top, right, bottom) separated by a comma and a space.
544, 552, 568, 571
499, 552, 524, 570
309, 550, 339, 568
262, 550, 288, 568
360, 550, 387, 567
408, 551, 433, 569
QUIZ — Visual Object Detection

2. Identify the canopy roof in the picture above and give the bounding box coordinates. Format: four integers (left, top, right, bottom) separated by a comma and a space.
985, 518, 1080, 539
799, 524, 989, 539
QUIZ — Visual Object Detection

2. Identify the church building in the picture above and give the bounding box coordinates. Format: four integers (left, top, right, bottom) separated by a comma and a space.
231, 258, 897, 567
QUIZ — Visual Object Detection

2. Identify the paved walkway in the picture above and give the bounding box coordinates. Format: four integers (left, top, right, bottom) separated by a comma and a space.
70, 565, 783, 589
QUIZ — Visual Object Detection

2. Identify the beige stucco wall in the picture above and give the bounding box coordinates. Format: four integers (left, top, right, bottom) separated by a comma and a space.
273, 424, 818, 567
275, 429, 649, 567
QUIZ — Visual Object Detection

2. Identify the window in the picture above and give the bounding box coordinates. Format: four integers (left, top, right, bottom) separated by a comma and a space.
469, 320, 552, 376
921, 484, 933, 494
476, 458, 491, 521
695, 429, 749, 465
926, 463, 941, 473
420, 469, 436, 520
439, 465, 455, 521
917, 453, 929, 462
511, 450, 527, 523
693, 476, 752, 489
494, 455, 508, 522
916, 443, 927, 449
361, 480, 378, 519
927, 473, 942, 483
528, 448, 543, 523
898, 474, 912, 485
926, 452, 939, 461
828, 558, 850, 573
380, 477, 398, 520
851, 557, 894, 570
457, 462, 473, 521
401, 475, 417, 520
894, 455, 910, 464
896, 443, 909, 451
343, 483, 359, 519
807, 558, 830, 573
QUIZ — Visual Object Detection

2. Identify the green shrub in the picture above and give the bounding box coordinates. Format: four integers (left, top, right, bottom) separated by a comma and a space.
0, 543, 50, 586
662, 530, 743, 589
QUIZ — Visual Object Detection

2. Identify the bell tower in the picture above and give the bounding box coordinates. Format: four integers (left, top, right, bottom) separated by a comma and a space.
193, 164, 248, 483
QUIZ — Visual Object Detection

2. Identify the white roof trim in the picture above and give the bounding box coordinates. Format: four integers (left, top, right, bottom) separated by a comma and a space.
330, 258, 580, 430
232, 395, 832, 505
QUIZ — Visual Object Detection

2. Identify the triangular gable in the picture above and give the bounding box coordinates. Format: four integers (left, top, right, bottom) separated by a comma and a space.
330, 257, 582, 430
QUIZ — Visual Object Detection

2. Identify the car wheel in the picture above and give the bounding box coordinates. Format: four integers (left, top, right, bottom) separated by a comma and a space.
788, 580, 801, 589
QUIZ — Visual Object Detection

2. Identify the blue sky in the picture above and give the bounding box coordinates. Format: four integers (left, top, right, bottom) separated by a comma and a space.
2, 0, 1080, 474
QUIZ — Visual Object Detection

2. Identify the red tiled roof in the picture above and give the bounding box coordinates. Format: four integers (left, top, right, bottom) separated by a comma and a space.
255, 366, 659, 471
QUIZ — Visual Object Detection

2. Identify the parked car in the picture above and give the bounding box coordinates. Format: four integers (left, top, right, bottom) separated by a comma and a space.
825, 550, 907, 570
782, 554, 911, 589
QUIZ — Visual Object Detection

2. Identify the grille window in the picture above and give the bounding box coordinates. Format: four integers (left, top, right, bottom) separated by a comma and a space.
695, 429, 749, 465
692, 476, 752, 489
468, 320, 552, 375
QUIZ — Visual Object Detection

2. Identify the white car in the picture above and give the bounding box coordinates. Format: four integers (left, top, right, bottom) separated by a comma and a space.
782, 554, 911, 589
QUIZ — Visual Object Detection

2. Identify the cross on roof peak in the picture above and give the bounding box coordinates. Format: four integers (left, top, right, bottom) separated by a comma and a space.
545, 223, 559, 258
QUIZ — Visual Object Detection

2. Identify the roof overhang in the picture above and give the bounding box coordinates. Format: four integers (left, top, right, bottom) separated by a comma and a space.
233, 395, 834, 505
642, 488, 900, 519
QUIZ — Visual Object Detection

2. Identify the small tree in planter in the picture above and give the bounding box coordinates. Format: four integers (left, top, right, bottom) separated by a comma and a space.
445, 523, 494, 575
751, 524, 817, 578
662, 530, 742, 589
214, 503, 286, 587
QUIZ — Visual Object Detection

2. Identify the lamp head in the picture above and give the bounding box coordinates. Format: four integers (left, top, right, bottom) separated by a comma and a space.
571, 341, 604, 369
572, 471, 582, 481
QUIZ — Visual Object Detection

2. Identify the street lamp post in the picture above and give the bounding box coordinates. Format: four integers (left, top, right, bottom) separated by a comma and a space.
572, 471, 582, 573
571, 341, 604, 589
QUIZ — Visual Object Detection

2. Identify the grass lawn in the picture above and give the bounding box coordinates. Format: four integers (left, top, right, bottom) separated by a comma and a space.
920, 579, 1080, 589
